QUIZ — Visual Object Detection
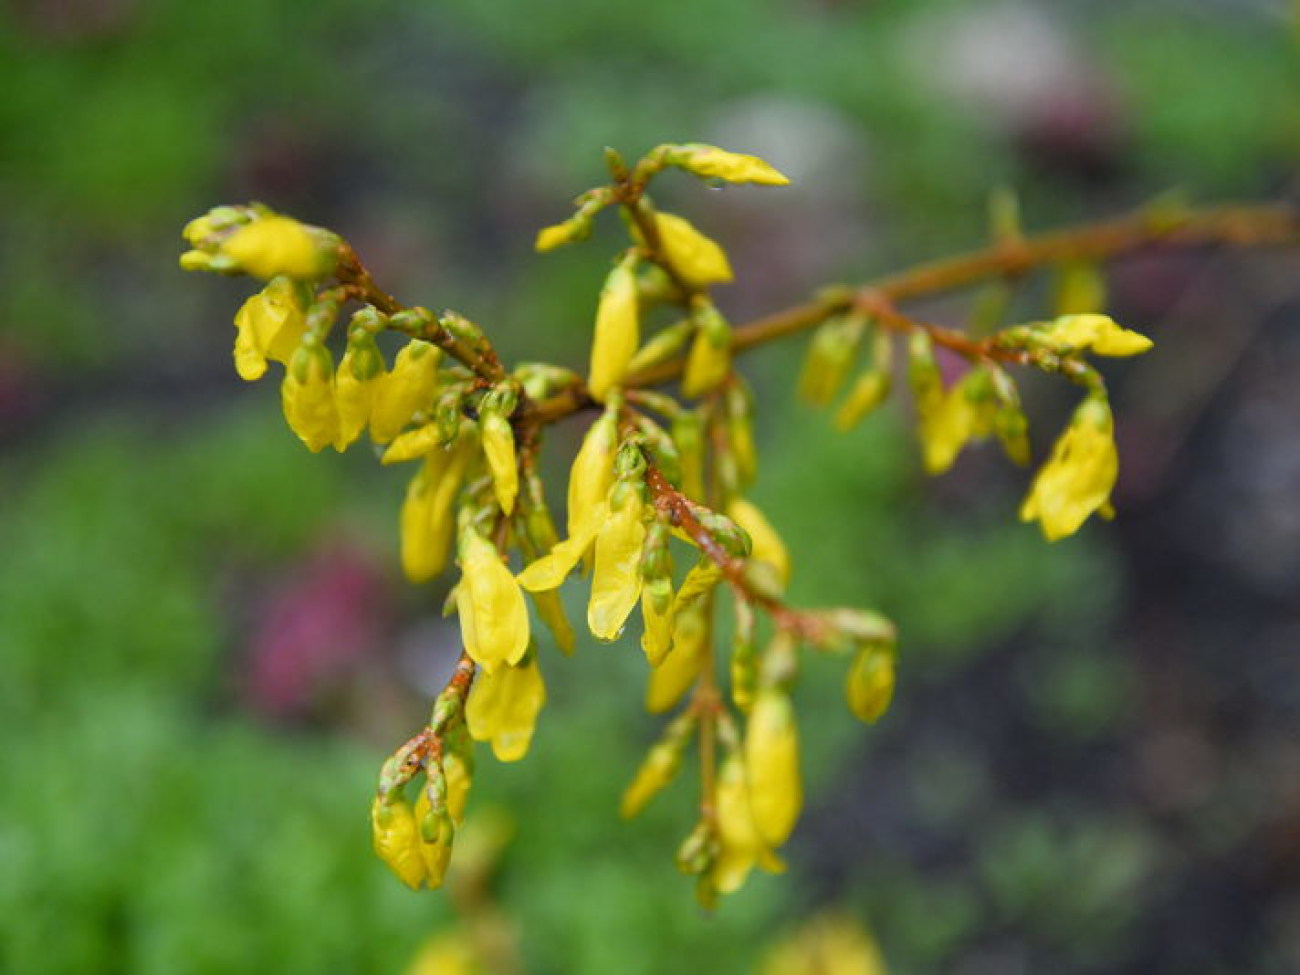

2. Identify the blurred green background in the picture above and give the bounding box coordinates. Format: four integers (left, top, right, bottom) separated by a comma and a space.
3, 1, 1300, 972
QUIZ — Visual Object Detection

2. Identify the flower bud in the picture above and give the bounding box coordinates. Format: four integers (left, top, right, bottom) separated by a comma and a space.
659, 143, 790, 186
846, 642, 896, 723
682, 303, 732, 398
588, 255, 640, 401
654, 212, 733, 288
281, 340, 340, 452
567, 406, 618, 539
478, 387, 519, 515
744, 688, 802, 847
799, 314, 864, 406
371, 796, 427, 890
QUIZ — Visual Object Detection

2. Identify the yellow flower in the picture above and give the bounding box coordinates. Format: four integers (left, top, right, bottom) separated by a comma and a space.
1020, 393, 1119, 541
620, 740, 681, 819
465, 649, 546, 762
220, 215, 333, 280
281, 342, 340, 452
334, 334, 387, 450
711, 754, 784, 894
682, 305, 732, 398
568, 408, 617, 539
744, 688, 803, 847
370, 340, 441, 444
834, 370, 891, 431
640, 576, 675, 666
457, 527, 530, 672
728, 499, 790, 589
535, 219, 583, 252
516, 504, 605, 592
588, 256, 640, 401
399, 440, 472, 583
666, 144, 790, 186
231, 277, 307, 381
589, 488, 647, 641
371, 796, 427, 890
1038, 314, 1153, 357
655, 212, 733, 289
846, 644, 895, 724
646, 601, 708, 713
480, 409, 518, 515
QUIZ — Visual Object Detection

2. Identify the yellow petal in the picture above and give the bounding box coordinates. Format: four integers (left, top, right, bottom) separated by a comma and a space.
728, 499, 790, 588
382, 423, 444, 465
334, 350, 384, 451
712, 755, 784, 895
682, 321, 732, 399
458, 529, 530, 672
568, 410, 617, 539
589, 496, 647, 641
370, 797, 427, 890
834, 370, 891, 431
220, 216, 327, 280
670, 144, 790, 186
399, 444, 469, 582
465, 652, 546, 762
640, 578, 675, 666
481, 412, 518, 515
655, 212, 733, 288
588, 259, 640, 401
646, 603, 707, 713
370, 340, 441, 444
1020, 395, 1118, 541
846, 645, 895, 723
281, 345, 339, 452
620, 742, 680, 819
1041, 314, 1153, 357
745, 688, 803, 847
517, 507, 605, 591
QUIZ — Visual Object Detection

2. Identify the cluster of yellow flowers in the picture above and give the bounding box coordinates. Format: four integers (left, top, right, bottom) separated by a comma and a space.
181, 141, 1153, 905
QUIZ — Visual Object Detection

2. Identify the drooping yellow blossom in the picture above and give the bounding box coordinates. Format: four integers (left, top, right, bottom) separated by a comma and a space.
640, 576, 675, 666
646, 601, 708, 713
655, 211, 733, 289
745, 688, 803, 847
371, 796, 427, 890
334, 333, 387, 450
400, 441, 471, 582
588, 256, 640, 401
457, 527, 530, 672
621, 738, 682, 819
1020, 393, 1119, 541
219, 215, 333, 280
759, 912, 889, 975
516, 505, 605, 592
918, 369, 1003, 475
568, 408, 618, 539
370, 339, 442, 444
411, 788, 455, 889
666, 143, 790, 186
231, 277, 307, 381
728, 499, 790, 589
589, 487, 647, 641
480, 409, 519, 515
281, 341, 340, 452
682, 304, 733, 398
465, 649, 546, 762
846, 644, 896, 724
799, 315, 864, 406
1037, 314, 1153, 357
711, 754, 785, 895
834, 370, 891, 431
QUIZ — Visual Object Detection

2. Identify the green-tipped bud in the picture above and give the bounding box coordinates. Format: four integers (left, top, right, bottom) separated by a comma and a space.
627, 318, 694, 375
799, 313, 866, 406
